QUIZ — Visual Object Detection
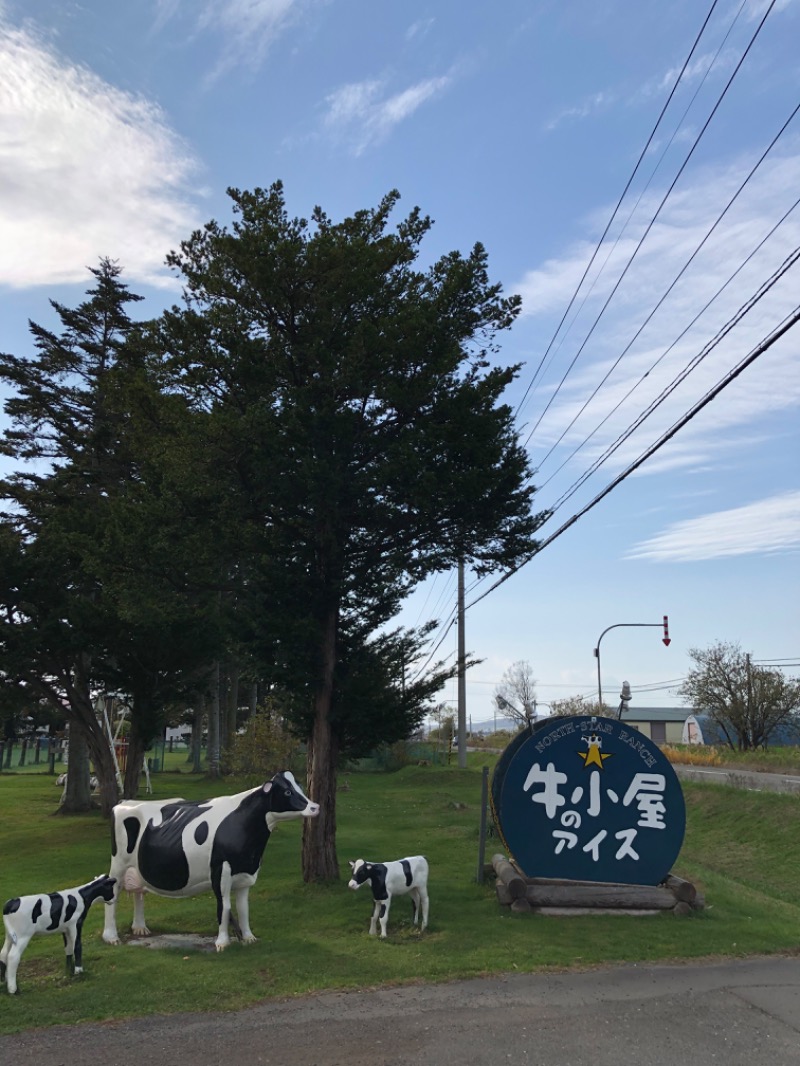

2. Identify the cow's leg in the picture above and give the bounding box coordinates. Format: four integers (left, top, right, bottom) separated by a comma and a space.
233, 886, 256, 944
419, 886, 429, 931
0, 931, 10, 983
73, 918, 85, 974
368, 898, 381, 936
131, 890, 150, 937
378, 897, 391, 939
63, 927, 77, 975
214, 862, 234, 951
102, 877, 122, 945
410, 887, 421, 926
3, 933, 31, 994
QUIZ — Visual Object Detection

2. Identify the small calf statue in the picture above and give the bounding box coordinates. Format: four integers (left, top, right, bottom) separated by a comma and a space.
1, 874, 116, 994
348, 856, 429, 938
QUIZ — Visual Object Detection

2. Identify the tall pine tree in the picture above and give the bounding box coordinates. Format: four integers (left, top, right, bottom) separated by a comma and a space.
155, 185, 545, 880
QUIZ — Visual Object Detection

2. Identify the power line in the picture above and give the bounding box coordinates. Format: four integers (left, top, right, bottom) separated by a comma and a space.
461, 246, 800, 611
534, 96, 800, 479
521, 0, 778, 450
547, 241, 800, 513
517, 0, 748, 425
514, 0, 725, 421
537, 186, 800, 494
467, 302, 800, 611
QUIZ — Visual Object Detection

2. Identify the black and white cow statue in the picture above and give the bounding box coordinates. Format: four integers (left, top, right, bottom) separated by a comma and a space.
348, 855, 429, 938
1, 874, 116, 994
102, 770, 319, 952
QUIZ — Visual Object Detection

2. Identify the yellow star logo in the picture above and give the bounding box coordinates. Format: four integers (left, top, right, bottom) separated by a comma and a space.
578, 735, 613, 769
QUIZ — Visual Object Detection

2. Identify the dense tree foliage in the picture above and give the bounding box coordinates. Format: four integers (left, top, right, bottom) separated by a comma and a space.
0, 260, 147, 812
678, 641, 800, 750
154, 184, 543, 880
0, 188, 542, 864
0, 260, 223, 812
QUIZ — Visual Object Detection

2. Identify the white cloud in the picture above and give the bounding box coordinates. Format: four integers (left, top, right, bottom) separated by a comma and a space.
155, 0, 321, 78
625, 490, 800, 561
323, 74, 452, 155
545, 91, 614, 132
0, 19, 200, 289
514, 146, 800, 481
406, 18, 435, 42
197, 0, 303, 77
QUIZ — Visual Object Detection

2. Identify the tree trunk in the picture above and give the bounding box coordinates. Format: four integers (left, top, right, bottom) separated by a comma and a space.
58, 666, 119, 817
124, 730, 147, 799
226, 663, 240, 746
61, 724, 93, 813
208, 663, 221, 778
191, 699, 205, 773
302, 605, 340, 883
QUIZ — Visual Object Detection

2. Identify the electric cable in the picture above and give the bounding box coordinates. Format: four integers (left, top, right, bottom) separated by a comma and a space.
466, 301, 800, 611
515, 0, 725, 421
517, 0, 748, 423
521, 0, 778, 450
547, 241, 800, 512
534, 97, 800, 477
537, 187, 800, 493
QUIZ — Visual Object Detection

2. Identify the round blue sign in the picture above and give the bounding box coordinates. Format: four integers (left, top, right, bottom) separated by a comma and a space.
491, 716, 686, 885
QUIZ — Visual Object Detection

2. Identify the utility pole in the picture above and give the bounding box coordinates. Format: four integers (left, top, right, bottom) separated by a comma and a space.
457, 560, 467, 769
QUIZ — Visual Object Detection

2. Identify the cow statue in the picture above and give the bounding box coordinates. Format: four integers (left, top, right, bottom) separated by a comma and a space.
102, 770, 319, 952
1, 874, 116, 994
348, 855, 429, 938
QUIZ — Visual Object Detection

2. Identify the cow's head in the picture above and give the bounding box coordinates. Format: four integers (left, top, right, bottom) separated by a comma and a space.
263, 770, 320, 823
81, 874, 117, 906
347, 859, 372, 890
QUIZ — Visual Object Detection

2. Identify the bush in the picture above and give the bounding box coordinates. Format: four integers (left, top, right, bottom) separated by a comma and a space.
225, 704, 305, 779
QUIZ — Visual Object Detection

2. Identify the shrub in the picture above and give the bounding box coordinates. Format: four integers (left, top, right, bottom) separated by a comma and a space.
225, 703, 305, 779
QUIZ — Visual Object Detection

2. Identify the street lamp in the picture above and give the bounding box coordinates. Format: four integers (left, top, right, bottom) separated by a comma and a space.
594, 617, 670, 709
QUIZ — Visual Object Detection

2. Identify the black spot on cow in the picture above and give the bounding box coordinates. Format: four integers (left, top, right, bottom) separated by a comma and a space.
138, 802, 212, 892
210, 791, 272, 883
3, 898, 20, 917
363, 863, 389, 900
400, 859, 413, 887
123, 817, 141, 856
64, 894, 78, 924
31, 899, 42, 923
46, 893, 64, 931
195, 822, 209, 847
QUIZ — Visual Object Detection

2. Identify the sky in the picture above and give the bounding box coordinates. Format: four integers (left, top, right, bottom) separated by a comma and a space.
1, 0, 798, 731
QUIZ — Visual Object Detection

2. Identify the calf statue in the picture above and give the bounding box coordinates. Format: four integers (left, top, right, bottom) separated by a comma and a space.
1, 874, 116, 994
103, 770, 319, 951
348, 855, 429, 937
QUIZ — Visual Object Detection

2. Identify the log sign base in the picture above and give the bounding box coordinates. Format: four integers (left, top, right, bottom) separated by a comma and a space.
490, 715, 696, 912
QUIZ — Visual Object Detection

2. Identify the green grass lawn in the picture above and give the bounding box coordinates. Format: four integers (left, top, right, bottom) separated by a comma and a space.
0, 763, 799, 1033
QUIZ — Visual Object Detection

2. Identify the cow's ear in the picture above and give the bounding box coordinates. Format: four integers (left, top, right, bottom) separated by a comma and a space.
348, 861, 355, 870
262, 782, 273, 794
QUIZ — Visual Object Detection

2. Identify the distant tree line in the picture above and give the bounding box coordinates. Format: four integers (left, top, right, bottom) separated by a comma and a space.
0, 184, 545, 881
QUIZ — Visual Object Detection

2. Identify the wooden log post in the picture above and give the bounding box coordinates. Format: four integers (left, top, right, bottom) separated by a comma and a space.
525, 883, 677, 910
492, 854, 527, 900
663, 874, 697, 903
672, 901, 693, 917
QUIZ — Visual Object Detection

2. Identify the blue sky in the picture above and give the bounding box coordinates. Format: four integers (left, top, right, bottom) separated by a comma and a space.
1, 0, 798, 729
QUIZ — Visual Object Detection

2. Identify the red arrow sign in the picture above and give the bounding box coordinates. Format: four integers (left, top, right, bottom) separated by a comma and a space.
663, 615, 671, 647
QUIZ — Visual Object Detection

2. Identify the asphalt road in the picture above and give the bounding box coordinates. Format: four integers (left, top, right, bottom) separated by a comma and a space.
2, 955, 799, 1066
